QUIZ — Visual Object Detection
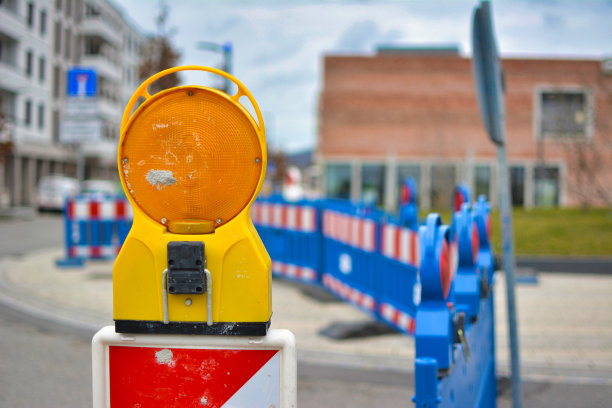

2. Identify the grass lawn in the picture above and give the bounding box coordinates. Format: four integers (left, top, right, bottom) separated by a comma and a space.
424, 208, 612, 257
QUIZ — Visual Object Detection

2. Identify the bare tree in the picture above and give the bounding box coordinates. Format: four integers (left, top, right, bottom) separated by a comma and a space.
138, 1, 181, 93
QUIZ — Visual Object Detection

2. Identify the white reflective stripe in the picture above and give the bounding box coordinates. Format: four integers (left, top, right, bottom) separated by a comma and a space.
272, 204, 283, 227
286, 264, 297, 278
302, 268, 316, 281
350, 218, 360, 247
126, 204, 134, 219
383, 225, 395, 257
101, 246, 116, 257
76, 246, 89, 257
380, 303, 393, 320
363, 220, 375, 252
261, 203, 271, 226
287, 206, 297, 229
398, 312, 411, 329
74, 201, 89, 219
100, 201, 115, 220
302, 207, 315, 232
399, 228, 411, 263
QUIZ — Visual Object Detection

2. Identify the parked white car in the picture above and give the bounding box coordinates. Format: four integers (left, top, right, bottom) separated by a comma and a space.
36, 175, 80, 212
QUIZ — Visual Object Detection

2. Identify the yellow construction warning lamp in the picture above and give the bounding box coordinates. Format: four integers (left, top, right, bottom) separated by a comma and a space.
113, 66, 271, 335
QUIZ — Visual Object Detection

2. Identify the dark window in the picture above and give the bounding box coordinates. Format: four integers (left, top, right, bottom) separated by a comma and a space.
54, 21, 61, 55
25, 50, 33, 76
540, 90, 590, 139
52, 65, 60, 98
26, 2, 34, 28
431, 164, 456, 210
361, 164, 385, 207
65, 0, 71, 18
52, 109, 60, 143
64, 27, 71, 59
24, 100, 32, 126
38, 56, 45, 82
534, 166, 559, 207
37, 103, 44, 129
55, 0, 61, 12
510, 166, 525, 207
40, 10, 47, 35
474, 165, 491, 201
325, 163, 351, 200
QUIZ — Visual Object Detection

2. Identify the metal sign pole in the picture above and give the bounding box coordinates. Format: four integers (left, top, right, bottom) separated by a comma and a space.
471, 1, 522, 407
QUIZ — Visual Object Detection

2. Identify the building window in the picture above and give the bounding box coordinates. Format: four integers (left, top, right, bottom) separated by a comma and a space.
431, 164, 456, 210
537, 88, 593, 139
325, 163, 351, 200
65, 0, 71, 18
26, 2, 34, 28
52, 65, 60, 98
510, 166, 525, 207
85, 3, 100, 16
38, 56, 45, 82
361, 164, 385, 206
396, 164, 421, 205
24, 100, 32, 126
474, 165, 491, 200
55, 0, 61, 12
37, 103, 44, 129
25, 50, 33, 76
40, 10, 47, 35
534, 166, 559, 207
64, 28, 71, 59
54, 21, 61, 55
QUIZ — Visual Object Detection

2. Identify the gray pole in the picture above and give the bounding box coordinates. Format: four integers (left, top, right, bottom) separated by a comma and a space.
471, 2, 522, 407
496, 143, 522, 408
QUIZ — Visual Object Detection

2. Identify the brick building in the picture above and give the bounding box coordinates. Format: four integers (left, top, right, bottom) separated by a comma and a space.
317, 48, 612, 210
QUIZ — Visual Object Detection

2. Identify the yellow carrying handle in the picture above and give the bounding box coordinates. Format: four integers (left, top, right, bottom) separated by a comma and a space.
120, 65, 265, 137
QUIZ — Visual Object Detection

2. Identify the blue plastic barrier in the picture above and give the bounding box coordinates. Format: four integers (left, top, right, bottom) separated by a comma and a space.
251, 197, 322, 284
378, 218, 420, 334
56, 195, 133, 267
413, 210, 496, 407
253, 196, 423, 334
321, 200, 383, 317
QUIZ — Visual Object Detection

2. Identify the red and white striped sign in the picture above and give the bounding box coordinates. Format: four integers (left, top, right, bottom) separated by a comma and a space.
93, 326, 296, 408
251, 202, 317, 232
380, 223, 420, 267
67, 198, 133, 221
272, 260, 317, 283
322, 210, 377, 252
322, 273, 376, 312
379, 302, 416, 334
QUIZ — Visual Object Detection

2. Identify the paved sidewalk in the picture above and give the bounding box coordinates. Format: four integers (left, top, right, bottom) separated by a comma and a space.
0, 248, 611, 383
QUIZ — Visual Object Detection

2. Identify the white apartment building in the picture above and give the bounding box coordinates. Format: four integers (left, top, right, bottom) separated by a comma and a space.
0, 0, 145, 207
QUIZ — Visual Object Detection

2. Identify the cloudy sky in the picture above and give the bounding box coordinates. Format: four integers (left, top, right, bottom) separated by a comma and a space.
113, 0, 612, 152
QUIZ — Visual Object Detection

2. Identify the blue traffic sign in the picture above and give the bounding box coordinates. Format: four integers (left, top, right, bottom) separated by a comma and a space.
67, 68, 98, 97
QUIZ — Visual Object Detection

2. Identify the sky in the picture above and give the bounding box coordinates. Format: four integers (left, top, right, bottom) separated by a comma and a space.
113, 0, 612, 153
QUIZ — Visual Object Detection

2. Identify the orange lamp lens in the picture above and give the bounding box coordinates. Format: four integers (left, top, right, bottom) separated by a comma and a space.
119, 86, 263, 228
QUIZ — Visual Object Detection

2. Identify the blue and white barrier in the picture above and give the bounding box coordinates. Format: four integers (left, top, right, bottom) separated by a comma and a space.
56, 195, 133, 267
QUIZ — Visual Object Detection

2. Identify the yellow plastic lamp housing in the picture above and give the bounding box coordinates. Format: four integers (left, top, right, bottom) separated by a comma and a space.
113, 66, 271, 335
